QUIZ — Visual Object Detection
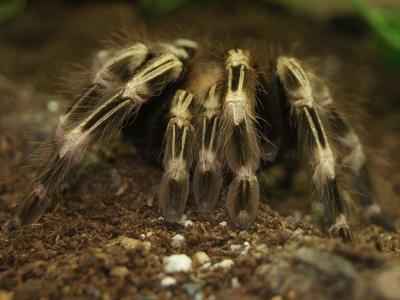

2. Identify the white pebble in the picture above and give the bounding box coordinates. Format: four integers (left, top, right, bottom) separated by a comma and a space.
184, 220, 194, 227
200, 262, 211, 270
119, 237, 151, 251
293, 228, 304, 236
139, 233, 146, 240
171, 234, 185, 248
213, 259, 235, 270
231, 277, 241, 288
176, 215, 194, 227
164, 254, 192, 273
193, 251, 210, 266
161, 276, 177, 287
240, 241, 251, 255
219, 221, 227, 227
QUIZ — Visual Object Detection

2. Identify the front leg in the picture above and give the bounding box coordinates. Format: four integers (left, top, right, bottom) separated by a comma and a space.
12, 47, 189, 229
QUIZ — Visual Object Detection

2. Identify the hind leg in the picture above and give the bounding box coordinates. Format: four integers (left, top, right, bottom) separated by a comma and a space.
276, 57, 353, 242
309, 73, 396, 232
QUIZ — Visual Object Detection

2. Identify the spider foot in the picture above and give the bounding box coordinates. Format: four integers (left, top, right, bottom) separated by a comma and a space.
193, 155, 223, 213
159, 161, 190, 222
226, 169, 260, 229
329, 214, 354, 243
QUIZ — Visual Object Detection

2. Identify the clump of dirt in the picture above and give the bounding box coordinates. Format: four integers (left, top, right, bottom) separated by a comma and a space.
0, 1, 399, 299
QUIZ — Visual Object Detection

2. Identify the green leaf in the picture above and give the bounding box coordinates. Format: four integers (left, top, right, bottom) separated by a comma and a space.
0, 0, 25, 23
350, 0, 400, 54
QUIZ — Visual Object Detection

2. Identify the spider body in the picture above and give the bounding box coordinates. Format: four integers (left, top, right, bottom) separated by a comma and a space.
12, 37, 395, 242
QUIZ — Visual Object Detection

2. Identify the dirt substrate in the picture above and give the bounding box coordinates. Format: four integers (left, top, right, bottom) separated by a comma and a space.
0, 1, 400, 299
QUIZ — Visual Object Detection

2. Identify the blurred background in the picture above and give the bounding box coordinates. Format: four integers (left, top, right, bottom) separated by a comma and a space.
0, 0, 399, 110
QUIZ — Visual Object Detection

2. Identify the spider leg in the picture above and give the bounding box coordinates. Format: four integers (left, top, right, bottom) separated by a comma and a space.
57, 39, 197, 139
193, 84, 224, 212
12, 43, 194, 229
220, 49, 261, 229
159, 90, 196, 221
309, 74, 396, 232
57, 43, 150, 139
276, 56, 353, 242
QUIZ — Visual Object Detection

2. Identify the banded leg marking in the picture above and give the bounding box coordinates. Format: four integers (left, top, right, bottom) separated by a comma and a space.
159, 90, 196, 222
12, 48, 189, 229
58, 43, 150, 135
193, 85, 223, 212
310, 74, 396, 231
277, 56, 353, 241
221, 49, 261, 229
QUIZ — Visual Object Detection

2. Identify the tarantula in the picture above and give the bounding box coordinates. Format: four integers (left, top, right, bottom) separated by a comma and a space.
12, 37, 395, 242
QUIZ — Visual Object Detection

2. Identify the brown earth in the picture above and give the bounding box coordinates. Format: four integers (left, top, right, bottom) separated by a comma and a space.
0, 1, 400, 299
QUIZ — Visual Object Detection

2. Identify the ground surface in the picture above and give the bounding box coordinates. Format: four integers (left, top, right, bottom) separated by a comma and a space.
0, 1, 400, 299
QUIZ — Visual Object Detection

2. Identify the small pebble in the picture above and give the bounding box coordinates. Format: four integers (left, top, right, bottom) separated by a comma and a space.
120, 237, 151, 251
110, 266, 129, 278
231, 277, 240, 288
164, 254, 192, 273
213, 259, 235, 270
200, 262, 211, 270
240, 242, 251, 255
184, 220, 194, 227
193, 251, 210, 266
171, 234, 185, 248
161, 276, 177, 287
219, 221, 227, 227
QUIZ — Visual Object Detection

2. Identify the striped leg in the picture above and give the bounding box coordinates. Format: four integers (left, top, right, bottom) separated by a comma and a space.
159, 90, 196, 221
276, 57, 353, 242
309, 74, 396, 232
12, 48, 189, 229
220, 49, 261, 229
193, 85, 223, 212
57, 39, 197, 142
56, 43, 150, 140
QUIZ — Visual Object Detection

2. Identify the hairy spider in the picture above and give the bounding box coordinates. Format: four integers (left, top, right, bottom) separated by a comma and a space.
12, 37, 395, 242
